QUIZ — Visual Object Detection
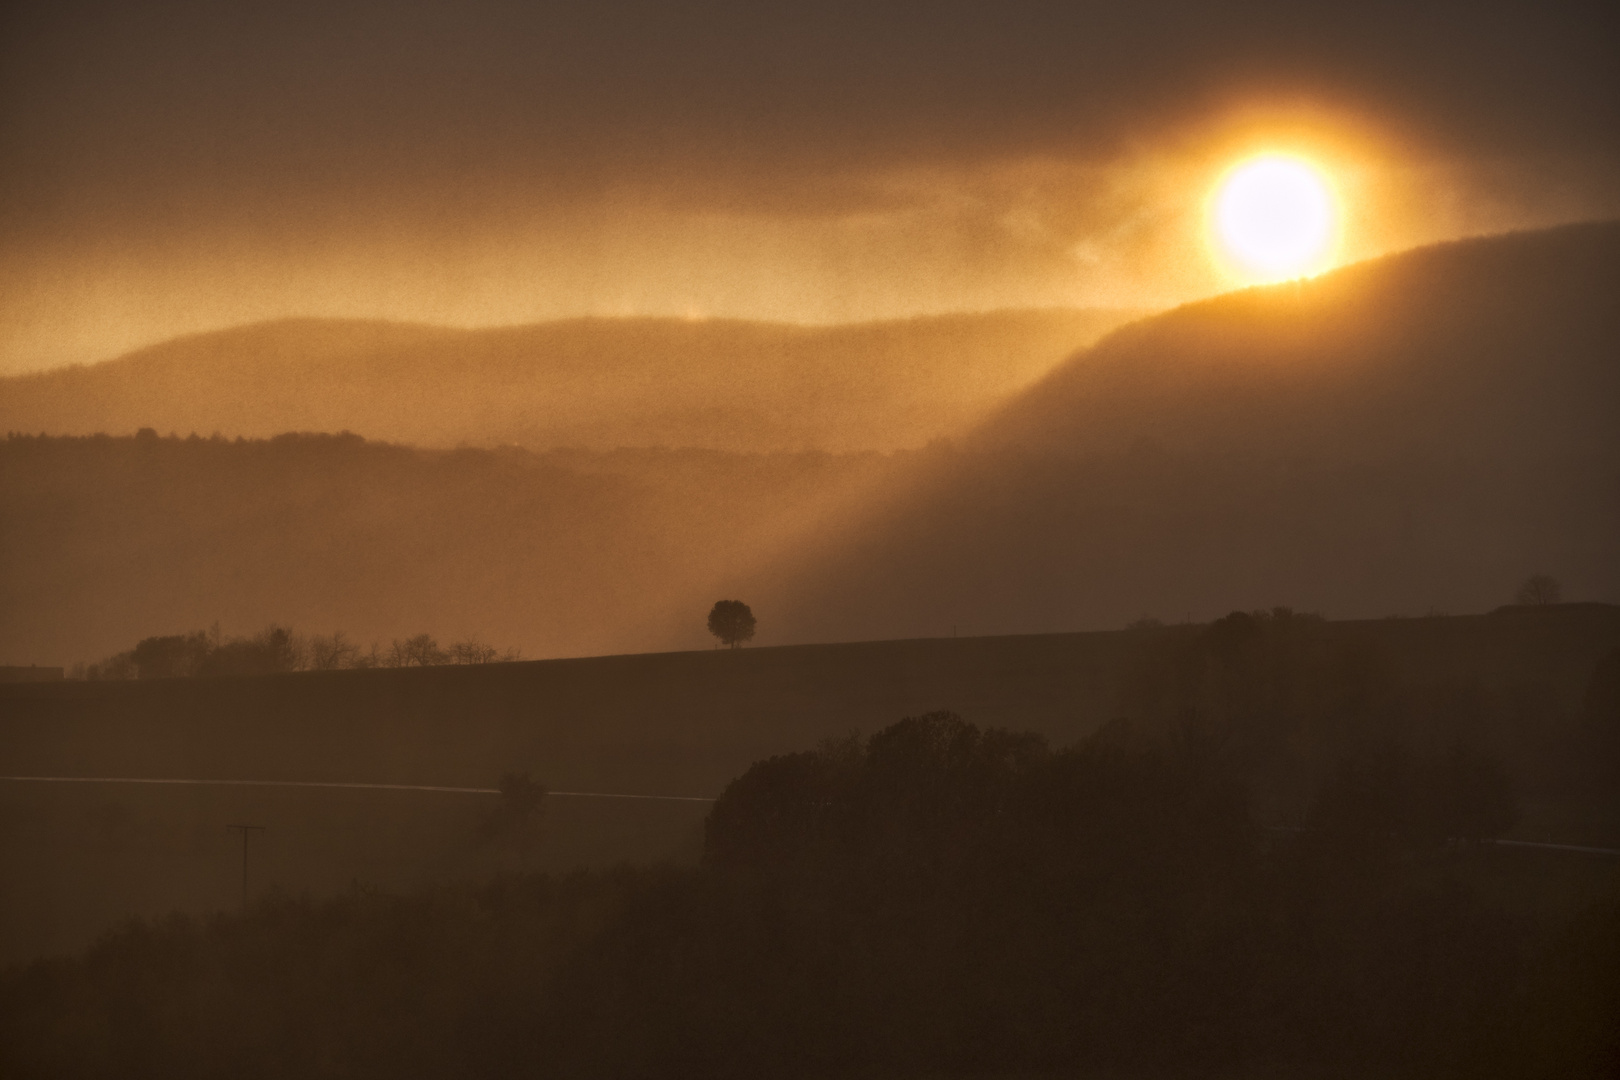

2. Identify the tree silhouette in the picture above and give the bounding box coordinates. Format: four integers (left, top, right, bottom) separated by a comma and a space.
131, 632, 210, 678
478, 772, 548, 843
309, 631, 359, 670
707, 600, 756, 649
197, 624, 304, 675
391, 633, 447, 666
1515, 574, 1562, 606
448, 639, 500, 664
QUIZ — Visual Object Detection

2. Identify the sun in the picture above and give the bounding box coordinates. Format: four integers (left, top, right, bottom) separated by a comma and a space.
1210, 154, 1340, 283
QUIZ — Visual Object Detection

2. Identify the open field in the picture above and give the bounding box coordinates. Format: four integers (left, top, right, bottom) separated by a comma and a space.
3, 602, 1616, 966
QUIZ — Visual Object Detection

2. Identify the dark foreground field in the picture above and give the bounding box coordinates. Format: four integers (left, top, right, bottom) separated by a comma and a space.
2, 602, 1617, 971
3, 644, 1619, 1077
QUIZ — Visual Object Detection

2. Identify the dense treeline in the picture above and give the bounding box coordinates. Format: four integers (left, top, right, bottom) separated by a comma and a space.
1112, 607, 1620, 845
81, 624, 520, 679
4, 699, 1616, 1078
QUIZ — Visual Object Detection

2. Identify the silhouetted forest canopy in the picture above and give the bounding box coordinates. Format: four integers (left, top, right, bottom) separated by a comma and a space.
3, 706, 1615, 1078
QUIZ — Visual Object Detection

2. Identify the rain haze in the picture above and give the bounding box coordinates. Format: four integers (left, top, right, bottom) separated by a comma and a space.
1, 2, 1618, 1077
2, 0, 1617, 369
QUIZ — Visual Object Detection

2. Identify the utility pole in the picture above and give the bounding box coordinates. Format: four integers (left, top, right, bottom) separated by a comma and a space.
226, 824, 265, 910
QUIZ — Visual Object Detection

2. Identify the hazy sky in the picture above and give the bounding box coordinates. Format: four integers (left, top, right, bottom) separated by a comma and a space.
2, 0, 1616, 372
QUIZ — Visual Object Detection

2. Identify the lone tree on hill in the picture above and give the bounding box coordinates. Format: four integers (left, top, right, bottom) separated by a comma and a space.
708, 600, 757, 649
1515, 574, 1562, 606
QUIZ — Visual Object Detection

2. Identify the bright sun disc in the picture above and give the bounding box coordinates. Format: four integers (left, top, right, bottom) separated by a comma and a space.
1212, 155, 1338, 282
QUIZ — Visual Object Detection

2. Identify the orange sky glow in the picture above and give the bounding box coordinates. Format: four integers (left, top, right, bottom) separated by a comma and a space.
5, 128, 1605, 376
3, 0, 1616, 375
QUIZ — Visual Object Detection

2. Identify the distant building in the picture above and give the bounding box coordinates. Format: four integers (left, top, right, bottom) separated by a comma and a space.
0, 665, 64, 683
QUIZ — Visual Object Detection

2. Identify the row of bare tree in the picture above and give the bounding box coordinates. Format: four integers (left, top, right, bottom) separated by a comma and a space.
75, 625, 520, 680
311, 631, 520, 670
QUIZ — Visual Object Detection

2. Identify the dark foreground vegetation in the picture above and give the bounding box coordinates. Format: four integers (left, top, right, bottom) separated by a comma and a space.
5, 696, 1617, 1079
3, 603, 1617, 970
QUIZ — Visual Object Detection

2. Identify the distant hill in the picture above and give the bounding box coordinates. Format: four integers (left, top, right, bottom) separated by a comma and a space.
0, 432, 890, 666
981, 221, 1620, 460
0, 310, 1138, 453
751, 223, 1620, 641
4, 227, 1616, 667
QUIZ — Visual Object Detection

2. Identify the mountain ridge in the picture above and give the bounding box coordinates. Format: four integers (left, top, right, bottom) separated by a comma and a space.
744, 222, 1620, 643
977, 221, 1620, 460
0, 308, 1141, 454
4, 224, 1618, 667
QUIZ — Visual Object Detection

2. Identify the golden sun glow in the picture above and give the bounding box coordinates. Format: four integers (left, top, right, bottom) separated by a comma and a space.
1210, 154, 1340, 283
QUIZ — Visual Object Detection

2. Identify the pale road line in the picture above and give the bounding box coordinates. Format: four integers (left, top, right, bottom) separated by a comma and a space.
0, 775, 716, 802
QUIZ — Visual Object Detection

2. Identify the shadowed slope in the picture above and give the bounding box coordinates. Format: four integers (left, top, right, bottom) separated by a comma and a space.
754, 223, 1620, 642
986, 222, 1619, 460
0, 310, 1137, 453
4, 228, 1615, 664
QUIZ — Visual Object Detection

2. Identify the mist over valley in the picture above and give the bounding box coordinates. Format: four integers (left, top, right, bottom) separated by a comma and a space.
6, 225, 1615, 667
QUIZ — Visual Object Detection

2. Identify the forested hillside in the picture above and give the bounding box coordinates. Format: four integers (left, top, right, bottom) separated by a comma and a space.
7, 228, 1617, 668
0, 309, 1134, 453
753, 225, 1620, 642
0, 431, 888, 664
